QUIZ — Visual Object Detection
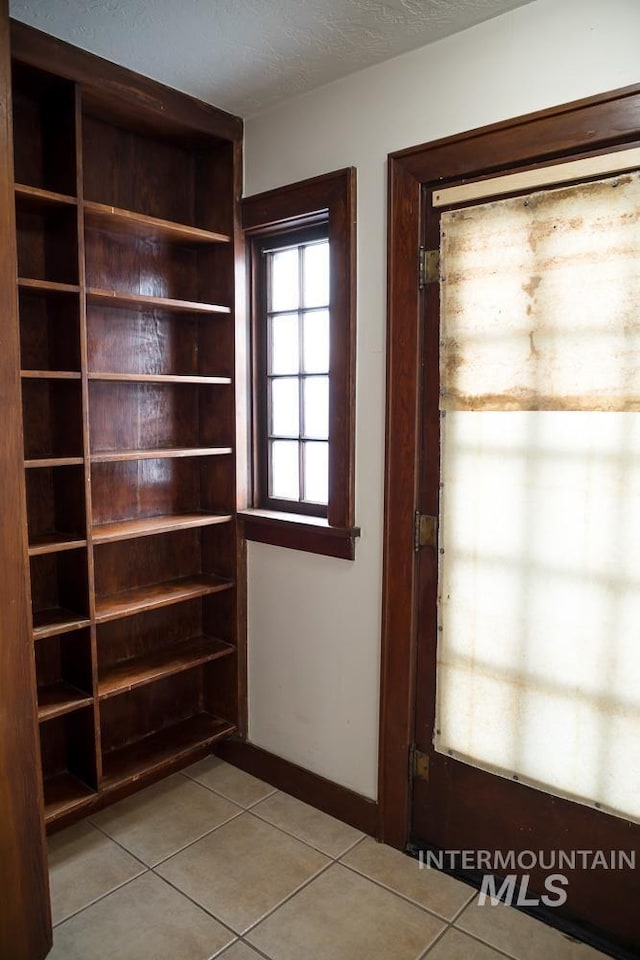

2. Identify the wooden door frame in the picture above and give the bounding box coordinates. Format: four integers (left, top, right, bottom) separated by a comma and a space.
378, 81, 640, 849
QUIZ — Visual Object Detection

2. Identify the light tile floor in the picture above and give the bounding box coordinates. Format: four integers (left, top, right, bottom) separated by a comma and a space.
47, 758, 612, 960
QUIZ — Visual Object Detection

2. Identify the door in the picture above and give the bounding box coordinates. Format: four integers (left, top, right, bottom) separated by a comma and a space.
411, 161, 640, 952
0, 2, 52, 957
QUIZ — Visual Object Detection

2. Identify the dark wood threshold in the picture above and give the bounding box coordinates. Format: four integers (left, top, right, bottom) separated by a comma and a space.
239, 509, 360, 560
215, 737, 378, 837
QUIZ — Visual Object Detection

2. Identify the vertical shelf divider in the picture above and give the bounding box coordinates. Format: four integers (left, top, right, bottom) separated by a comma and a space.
75, 82, 102, 791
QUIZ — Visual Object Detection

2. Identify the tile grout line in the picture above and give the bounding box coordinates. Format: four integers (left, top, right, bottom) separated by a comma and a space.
51, 869, 148, 930
148, 869, 247, 943
235, 936, 277, 960
417, 888, 478, 958
449, 920, 526, 960
87, 818, 155, 870
152, 848, 336, 941
244, 804, 365, 861
242, 857, 336, 938
416, 921, 454, 959
179, 768, 279, 809
337, 856, 473, 926
146, 809, 246, 868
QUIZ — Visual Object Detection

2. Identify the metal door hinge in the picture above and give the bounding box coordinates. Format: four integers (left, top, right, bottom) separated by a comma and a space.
418, 246, 440, 288
414, 512, 438, 551
410, 744, 430, 783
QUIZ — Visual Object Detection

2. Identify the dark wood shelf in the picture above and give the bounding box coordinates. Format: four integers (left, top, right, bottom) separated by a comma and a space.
38, 681, 93, 721
101, 713, 235, 792
18, 277, 80, 295
98, 636, 234, 701
84, 201, 231, 245
32, 608, 91, 641
88, 372, 231, 385
91, 447, 232, 463
28, 532, 87, 556
25, 457, 84, 469
15, 183, 77, 210
95, 573, 233, 624
87, 287, 230, 315
21, 370, 81, 380
92, 512, 233, 544
43, 772, 95, 825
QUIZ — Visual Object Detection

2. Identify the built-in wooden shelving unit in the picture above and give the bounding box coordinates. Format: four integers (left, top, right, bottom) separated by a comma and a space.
12, 43, 242, 828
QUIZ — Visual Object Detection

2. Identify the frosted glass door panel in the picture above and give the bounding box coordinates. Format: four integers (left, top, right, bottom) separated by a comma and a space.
440, 172, 640, 412
436, 169, 640, 823
436, 411, 640, 821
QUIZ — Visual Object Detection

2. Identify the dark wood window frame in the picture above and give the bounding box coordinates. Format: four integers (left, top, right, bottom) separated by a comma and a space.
241, 168, 359, 560
379, 82, 640, 849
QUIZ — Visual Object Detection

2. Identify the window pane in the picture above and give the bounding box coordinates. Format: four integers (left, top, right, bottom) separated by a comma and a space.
303, 241, 329, 308
303, 441, 328, 504
303, 309, 329, 374
270, 313, 299, 375
270, 248, 299, 312
303, 376, 329, 439
270, 439, 299, 500
270, 377, 299, 437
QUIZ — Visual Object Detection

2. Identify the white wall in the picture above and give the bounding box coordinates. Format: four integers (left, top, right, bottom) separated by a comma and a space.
244, 0, 640, 800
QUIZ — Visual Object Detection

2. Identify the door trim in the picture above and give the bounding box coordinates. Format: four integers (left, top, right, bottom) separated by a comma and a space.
378, 81, 640, 849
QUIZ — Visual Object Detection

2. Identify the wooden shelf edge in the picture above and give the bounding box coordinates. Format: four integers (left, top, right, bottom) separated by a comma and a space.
18, 278, 80, 294
88, 372, 232, 385
98, 636, 235, 701
21, 370, 82, 380
100, 714, 236, 792
15, 183, 77, 208
87, 287, 231, 315
38, 683, 94, 722
25, 457, 84, 469
91, 447, 232, 463
32, 614, 91, 642
43, 773, 96, 826
94, 574, 234, 624
92, 512, 233, 544
83, 200, 231, 245
28, 535, 87, 556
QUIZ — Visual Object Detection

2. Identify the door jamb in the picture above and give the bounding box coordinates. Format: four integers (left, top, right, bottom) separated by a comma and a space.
378, 81, 640, 848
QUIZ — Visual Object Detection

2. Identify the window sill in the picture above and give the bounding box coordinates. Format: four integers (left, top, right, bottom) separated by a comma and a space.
239, 509, 360, 560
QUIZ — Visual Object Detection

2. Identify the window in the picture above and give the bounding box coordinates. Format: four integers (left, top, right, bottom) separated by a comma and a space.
260, 227, 330, 514
241, 168, 359, 559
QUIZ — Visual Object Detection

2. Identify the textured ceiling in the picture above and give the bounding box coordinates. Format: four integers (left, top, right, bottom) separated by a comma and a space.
10, 0, 532, 118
